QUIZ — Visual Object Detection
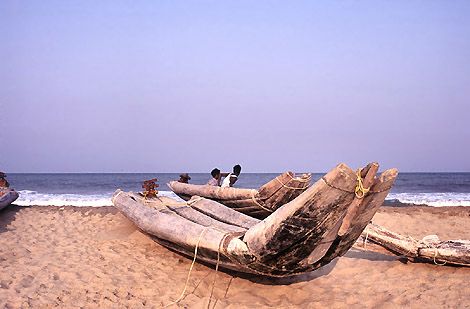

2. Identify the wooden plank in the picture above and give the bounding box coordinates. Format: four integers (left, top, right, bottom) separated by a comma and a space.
243, 163, 357, 273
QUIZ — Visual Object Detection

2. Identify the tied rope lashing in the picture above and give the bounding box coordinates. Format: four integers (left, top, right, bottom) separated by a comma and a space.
354, 168, 370, 199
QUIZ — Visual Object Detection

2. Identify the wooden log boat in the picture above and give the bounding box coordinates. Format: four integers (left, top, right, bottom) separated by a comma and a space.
0, 188, 19, 211
361, 223, 470, 266
112, 163, 397, 277
167, 172, 312, 219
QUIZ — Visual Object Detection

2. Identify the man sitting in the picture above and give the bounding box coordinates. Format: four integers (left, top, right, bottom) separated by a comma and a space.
178, 173, 191, 183
221, 165, 241, 188
207, 168, 221, 186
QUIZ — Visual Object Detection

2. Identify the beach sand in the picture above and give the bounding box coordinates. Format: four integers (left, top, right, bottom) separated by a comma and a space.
1, 205, 469, 308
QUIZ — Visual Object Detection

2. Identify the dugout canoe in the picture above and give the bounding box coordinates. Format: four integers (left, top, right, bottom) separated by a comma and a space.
0, 188, 19, 211
112, 162, 398, 277
167, 172, 312, 219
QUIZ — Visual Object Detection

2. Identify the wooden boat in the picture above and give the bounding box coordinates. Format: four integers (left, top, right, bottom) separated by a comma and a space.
361, 223, 470, 266
168, 172, 312, 219
112, 163, 398, 277
0, 188, 19, 211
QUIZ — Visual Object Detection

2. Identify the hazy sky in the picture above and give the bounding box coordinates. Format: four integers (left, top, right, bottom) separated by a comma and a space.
1, 1, 469, 172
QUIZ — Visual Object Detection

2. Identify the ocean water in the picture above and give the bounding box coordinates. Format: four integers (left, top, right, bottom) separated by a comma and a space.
5, 172, 470, 207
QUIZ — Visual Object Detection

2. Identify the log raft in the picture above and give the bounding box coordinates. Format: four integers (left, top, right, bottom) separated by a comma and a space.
112, 162, 398, 277
167, 172, 312, 219
360, 223, 470, 266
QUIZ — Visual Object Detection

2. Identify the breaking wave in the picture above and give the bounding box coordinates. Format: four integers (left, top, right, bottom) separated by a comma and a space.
13, 190, 470, 207
15, 190, 180, 207
386, 192, 470, 207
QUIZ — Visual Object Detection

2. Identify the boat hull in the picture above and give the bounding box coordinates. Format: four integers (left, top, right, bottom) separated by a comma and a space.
0, 189, 19, 210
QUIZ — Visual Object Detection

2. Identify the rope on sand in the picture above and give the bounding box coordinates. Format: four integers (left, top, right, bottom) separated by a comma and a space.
164, 228, 208, 308
207, 233, 231, 309
164, 229, 232, 308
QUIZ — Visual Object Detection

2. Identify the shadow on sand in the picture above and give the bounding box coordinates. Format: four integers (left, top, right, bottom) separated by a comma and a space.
0, 204, 23, 234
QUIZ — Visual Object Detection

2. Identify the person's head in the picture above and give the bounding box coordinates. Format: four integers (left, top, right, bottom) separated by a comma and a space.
178, 173, 191, 183
211, 168, 221, 179
233, 164, 242, 175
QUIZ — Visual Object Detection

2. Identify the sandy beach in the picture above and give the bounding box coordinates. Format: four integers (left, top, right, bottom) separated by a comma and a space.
1, 204, 469, 308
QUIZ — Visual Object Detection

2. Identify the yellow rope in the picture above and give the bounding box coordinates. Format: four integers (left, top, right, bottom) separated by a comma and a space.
164, 228, 208, 308
354, 168, 370, 199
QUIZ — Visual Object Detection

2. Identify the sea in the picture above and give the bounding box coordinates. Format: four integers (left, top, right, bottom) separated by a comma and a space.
6, 173, 470, 207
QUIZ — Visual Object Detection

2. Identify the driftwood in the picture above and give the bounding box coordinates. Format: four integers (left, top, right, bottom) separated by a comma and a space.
360, 223, 470, 266
113, 162, 397, 277
168, 172, 312, 218
0, 188, 19, 210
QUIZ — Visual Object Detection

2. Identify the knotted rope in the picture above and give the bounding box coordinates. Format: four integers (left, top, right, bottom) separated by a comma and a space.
321, 168, 392, 197
354, 168, 370, 199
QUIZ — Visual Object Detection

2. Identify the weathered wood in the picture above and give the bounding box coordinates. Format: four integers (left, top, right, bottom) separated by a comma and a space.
259, 172, 311, 210
167, 183, 255, 200
186, 196, 260, 229
112, 190, 255, 264
0, 189, 19, 210
317, 168, 398, 266
302, 163, 380, 265
362, 223, 470, 266
361, 223, 419, 256
337, 162, 379, 236
113, 162, 397, 277
134, 194, 247, 233
168, 172, 311, 218
243, 163, 357, 274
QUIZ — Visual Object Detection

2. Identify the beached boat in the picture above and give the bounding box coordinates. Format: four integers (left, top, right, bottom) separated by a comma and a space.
168, 172, 312, 218
0, 188, 19, 211
360, 223, 470, 266
112, 163, 398, 277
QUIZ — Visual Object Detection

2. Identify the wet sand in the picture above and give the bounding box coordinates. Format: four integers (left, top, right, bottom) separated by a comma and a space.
1, 205, 469, 308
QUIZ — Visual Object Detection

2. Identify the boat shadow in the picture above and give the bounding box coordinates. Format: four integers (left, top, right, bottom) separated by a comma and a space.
162, 244, 404, 285
344, 247, 400, 262
0, 204, 22, 234
228, 258, 340, 285
215, 248, 403, 285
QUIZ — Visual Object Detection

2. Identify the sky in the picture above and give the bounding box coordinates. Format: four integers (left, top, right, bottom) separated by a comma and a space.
1, 1, 469, 173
